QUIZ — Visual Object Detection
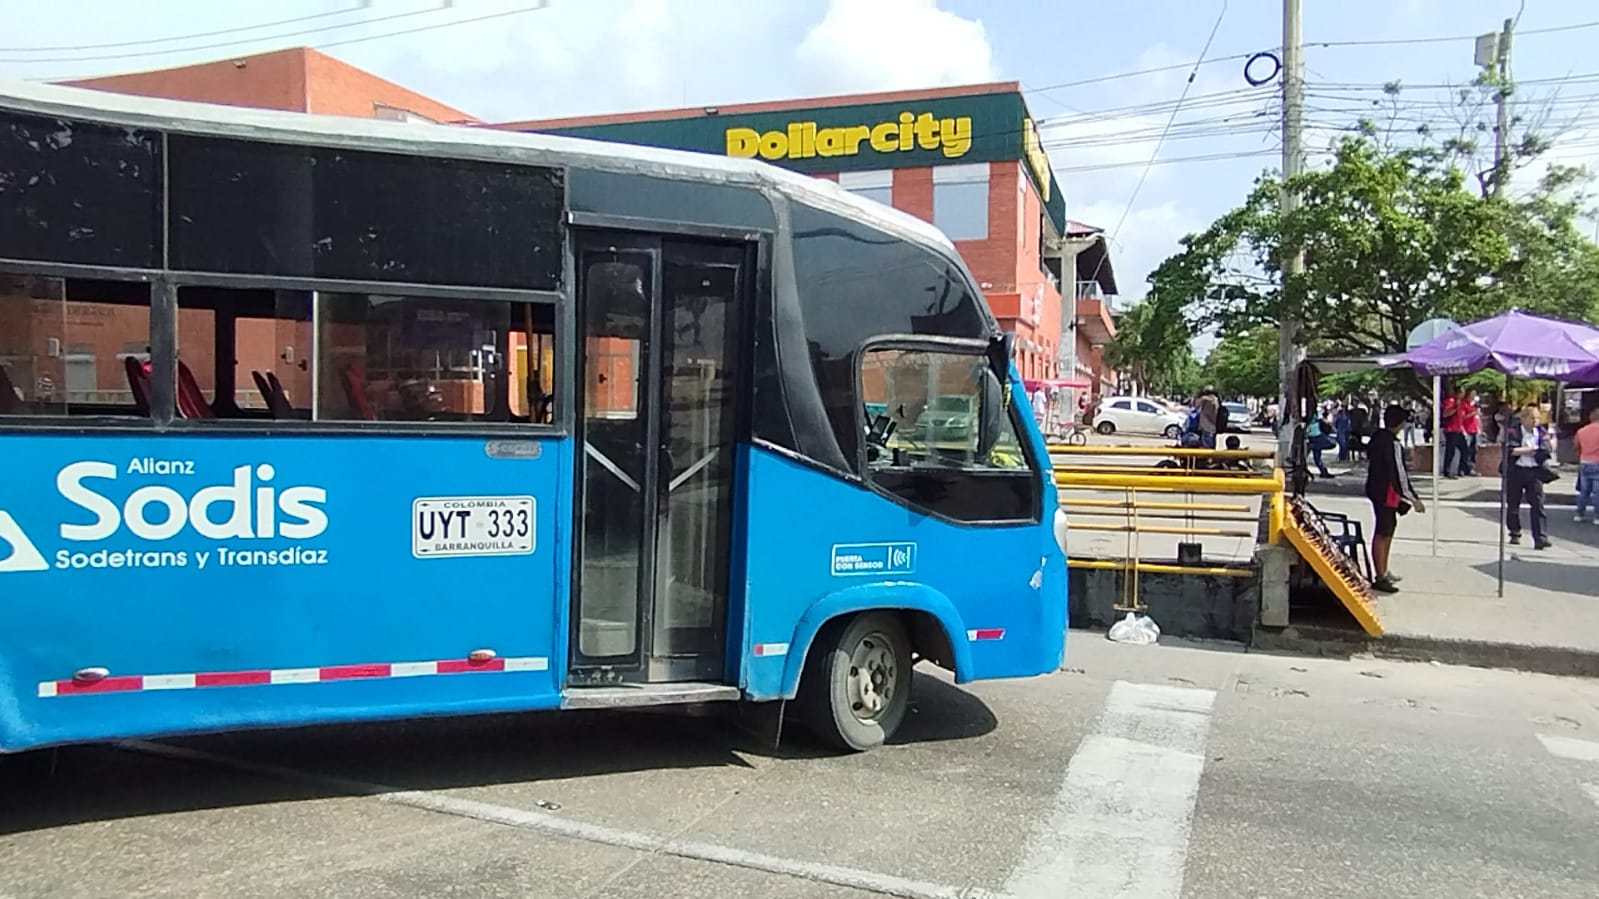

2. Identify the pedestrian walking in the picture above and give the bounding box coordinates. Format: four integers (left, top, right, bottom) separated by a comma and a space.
1334, 403, 1351, 462
1505, 403, 1554, 550
1306, 406, 1335, 478
1366, 405, 1423, 593
1575, 406, 1599, 524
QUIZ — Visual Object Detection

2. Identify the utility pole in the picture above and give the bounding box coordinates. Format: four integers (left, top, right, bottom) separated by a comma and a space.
1489, 17, 1514, 197
1278, 0, 1305, 463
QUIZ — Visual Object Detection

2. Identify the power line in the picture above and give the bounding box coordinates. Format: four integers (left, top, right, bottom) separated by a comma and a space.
1040, 86, 1275, 126
3, 2, 549, 67
316, 3, 549, 52
1306, 72, 1599, 92
0, 5, 368, 54
1026, 18, 1599, 103
1102, 0, 1231, 252
1026, 52, 1256, 97
1306, 17, 1599, 48
0, 5, 449, 65
1053, 148, 1279, 176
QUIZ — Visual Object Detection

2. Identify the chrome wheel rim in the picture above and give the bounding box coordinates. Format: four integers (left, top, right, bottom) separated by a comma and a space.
845, 631, 897, 724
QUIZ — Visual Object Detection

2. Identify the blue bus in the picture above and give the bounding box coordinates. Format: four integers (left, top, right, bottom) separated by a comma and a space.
0, 81, 1067, 753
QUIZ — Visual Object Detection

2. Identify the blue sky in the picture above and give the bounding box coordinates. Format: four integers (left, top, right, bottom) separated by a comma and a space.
3, 0, 1595, 343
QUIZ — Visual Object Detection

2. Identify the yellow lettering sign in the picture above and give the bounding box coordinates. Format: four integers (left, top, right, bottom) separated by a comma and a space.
724, 110, 974, 162
1022, 118, 1051, 201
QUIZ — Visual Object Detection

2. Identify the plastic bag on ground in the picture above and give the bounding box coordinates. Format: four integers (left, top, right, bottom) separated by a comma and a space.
1107, 611, 1161, 645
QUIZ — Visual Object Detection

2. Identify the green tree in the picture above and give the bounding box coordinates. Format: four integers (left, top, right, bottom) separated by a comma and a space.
1140, 76, 1599, 374
1104, 299, 1201, 396
1203, 327, 1279, 398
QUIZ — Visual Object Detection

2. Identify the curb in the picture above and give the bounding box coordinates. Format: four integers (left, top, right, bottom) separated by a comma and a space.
1251, 625, 1599, 678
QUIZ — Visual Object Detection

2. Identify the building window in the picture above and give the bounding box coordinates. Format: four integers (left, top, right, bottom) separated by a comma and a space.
837, 169, 893, 207
933, 163, 990, 241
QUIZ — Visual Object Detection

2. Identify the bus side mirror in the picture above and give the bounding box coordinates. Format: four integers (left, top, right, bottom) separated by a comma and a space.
977, 367, 1004, 456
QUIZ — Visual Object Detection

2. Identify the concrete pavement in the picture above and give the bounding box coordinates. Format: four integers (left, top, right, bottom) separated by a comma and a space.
4, 640, 1598, 898
1301, 463, 1599, 674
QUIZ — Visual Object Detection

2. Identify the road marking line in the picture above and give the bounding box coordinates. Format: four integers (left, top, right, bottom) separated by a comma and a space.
1537, 734, 1599, 764
1003, 681, 1217, 899
120, 740, 1005, 899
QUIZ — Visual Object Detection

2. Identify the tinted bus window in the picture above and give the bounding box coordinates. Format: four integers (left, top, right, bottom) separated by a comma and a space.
0, 274, 152, 419
173, 286, 312, 421
167, 136, 565, 289
0, 110, 162, 268
567, 169, 775, 231
316, 293, 556, 424
785, 205, 988, 470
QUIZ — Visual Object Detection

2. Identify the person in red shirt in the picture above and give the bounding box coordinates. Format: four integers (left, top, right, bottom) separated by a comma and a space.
1576, 407, 1599, 524
1440, 388, 1468, 479
1460, 392, 1481, 476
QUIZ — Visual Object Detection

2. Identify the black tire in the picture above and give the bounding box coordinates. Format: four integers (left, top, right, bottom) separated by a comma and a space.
1096, 420, 1116, 435
797, 612, 913, 752
1163, 424, 1183, 440
1068, 430, 1088, 446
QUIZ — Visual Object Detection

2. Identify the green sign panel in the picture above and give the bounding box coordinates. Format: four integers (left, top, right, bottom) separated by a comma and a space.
525, 90, 1066, 231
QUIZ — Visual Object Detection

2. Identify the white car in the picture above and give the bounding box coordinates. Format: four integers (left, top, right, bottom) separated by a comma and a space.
1223, 402, 1255, 433
1093, 396, 1186, 439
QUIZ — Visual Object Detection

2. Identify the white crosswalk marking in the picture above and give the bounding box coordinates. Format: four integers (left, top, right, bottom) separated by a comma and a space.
1536, 734, 1599, 812
1537, 734, 1599, 764
1004, 681, 1218, 899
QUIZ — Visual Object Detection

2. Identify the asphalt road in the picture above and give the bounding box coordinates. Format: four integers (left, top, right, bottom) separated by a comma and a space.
3, 640, 1597, 899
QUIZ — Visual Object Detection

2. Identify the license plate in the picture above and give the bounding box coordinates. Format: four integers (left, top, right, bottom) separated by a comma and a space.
411, 495, 535, 559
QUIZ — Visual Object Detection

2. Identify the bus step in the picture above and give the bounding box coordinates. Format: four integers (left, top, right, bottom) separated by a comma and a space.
561, 682, 741, 709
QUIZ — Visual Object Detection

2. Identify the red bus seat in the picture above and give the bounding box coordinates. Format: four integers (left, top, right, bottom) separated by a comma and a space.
123, 356, 151, 416
175, 361, 215, 419
0, 364, 19, 413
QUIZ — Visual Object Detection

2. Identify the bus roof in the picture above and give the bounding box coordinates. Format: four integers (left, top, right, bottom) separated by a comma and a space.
0, 79, 958, 258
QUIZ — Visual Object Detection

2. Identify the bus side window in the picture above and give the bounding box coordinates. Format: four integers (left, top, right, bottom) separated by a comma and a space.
0, 274, 152, 420
172, 287, 312, 421
314, 293, 555, 425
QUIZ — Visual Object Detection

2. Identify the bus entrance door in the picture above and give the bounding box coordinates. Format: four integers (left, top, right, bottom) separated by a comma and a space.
572, 235, 748, 685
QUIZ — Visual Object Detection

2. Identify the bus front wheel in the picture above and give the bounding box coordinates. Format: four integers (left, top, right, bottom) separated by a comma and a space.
798, 612, 912, 751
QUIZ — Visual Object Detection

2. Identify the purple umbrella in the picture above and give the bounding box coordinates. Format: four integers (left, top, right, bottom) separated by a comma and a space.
1396, 309, 1599, 383
1383, 309, 1599, 596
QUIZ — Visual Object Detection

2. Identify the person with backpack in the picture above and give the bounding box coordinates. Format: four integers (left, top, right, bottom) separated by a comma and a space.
1305, 404, 1335, 478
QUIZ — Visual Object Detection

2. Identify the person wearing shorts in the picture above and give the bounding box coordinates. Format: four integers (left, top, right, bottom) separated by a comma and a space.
1364, 404, 1423, 593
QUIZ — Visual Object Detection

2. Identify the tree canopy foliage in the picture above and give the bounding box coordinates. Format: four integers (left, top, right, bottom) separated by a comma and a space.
1101, 299, 1201, 396
1107, 77, 1599, 400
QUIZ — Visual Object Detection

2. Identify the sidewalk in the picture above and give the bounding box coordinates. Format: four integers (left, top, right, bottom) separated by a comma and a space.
1293, 465, 1599, 676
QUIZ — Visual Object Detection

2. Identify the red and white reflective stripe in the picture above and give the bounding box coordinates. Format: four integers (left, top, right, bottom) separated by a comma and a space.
751, 642, 789, 658
966, 628, 1006, 642
37, 656, 548, 698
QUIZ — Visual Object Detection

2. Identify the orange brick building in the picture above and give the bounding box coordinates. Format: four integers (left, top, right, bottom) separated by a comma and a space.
44, 50, 1121, 399
66, 47, 476, 123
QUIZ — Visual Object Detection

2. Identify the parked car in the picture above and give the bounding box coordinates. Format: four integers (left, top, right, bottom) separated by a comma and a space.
1223, 402, 1254, 433
1093, 396, 1186, 439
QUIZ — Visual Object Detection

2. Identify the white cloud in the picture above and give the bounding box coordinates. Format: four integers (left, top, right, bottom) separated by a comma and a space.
793, 0, 995, 94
